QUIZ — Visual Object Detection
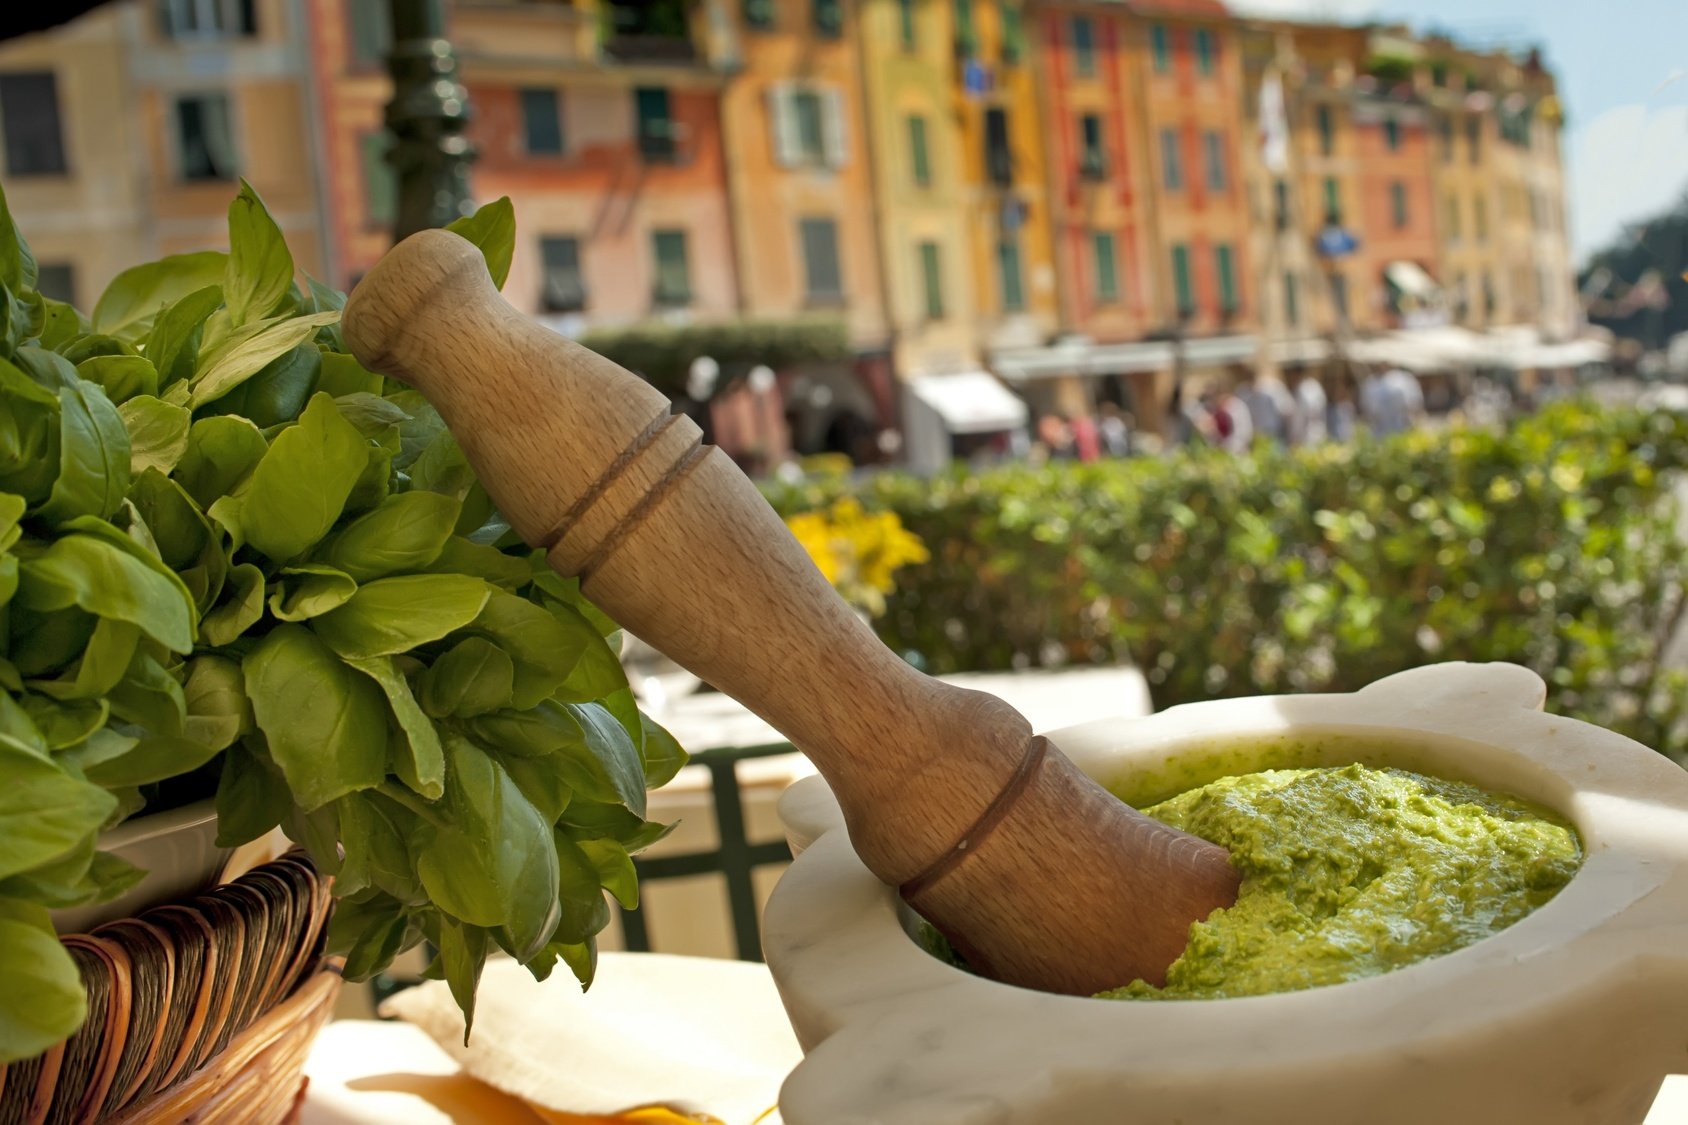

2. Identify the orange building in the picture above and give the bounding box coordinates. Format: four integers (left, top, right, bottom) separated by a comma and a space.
1350, 88, 1441, 329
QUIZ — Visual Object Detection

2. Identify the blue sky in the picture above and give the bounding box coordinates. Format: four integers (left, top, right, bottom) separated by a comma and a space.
1236, 0, 1688, 263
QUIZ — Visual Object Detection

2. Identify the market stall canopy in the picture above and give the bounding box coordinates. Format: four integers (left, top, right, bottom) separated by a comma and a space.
907, 370, 1029, 434
992, 335, 1259, 381
1385, 261, 1440, 300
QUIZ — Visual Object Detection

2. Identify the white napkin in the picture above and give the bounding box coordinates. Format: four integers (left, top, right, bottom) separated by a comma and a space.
380, 952, 799, 1124
301, 1019, 550, 1124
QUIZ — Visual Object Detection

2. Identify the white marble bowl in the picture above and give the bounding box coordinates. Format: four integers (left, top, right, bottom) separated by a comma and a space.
764, 663, 1688, 1124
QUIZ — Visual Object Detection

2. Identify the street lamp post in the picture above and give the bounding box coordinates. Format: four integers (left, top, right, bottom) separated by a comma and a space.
386, 0, 475, 240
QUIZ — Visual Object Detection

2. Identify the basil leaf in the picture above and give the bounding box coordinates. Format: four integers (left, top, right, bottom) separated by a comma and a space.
0, 898, 87, 1060
460, 590, 587, 709
189, 312, 338, 409
332, 391, 409, 438
106, 650, 187, 735
573, 834, 638, 911
93, 250, 227, 341
223, 180, 294, 327
201, 562, 265, 646
283, 798, 342, 875
127, 468, 208, 570
38, 381, 129, 526
413, 536, 532, 590
16, 694, 106, 751
0, 181, 38, 292
337, 792, 424, 904
0, 741, 115, 880
548, 616, 629, 704
560, 702, 647, 817
0, 838, 143, 909
318, 352, 384, 399
343, 654, 444, 800
269, 563, 357, 622
436, 916, 489, 1041
176, 414, 267, 509
144, 283, 223, 387
551, 828, 610, 945
329, 893, 409, 982
320, 490, 458, 582
35, 298, 85, 351
0, 359, 60, 503
313, 574, 490, 659
444, 197, 516, 289
76, 354, 157, 405
200, 342, 319, 427
226, 392, 366, 563
245, 623, 388, 809
490, 751, 572, 824
419, 636, 514, 719
213, 739, 291, 848
118, 395, 191, 476
181, 653, 249, 753
638, 711, 688, 790
84, 733, 220, 788
27, 616, 139, 701
17, 533, 193, 652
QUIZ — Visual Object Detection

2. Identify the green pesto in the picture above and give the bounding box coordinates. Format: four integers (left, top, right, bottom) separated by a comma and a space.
1099, 764, 1582, 1000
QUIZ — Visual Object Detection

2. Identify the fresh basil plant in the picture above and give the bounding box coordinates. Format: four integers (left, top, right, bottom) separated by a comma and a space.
0, 180, 684, 1061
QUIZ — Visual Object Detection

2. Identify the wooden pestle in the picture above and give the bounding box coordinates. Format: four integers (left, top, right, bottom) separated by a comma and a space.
342, 229, 1239, 996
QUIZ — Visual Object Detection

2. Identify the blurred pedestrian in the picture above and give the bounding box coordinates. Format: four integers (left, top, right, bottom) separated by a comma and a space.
1069, 412, 1101, 462
1036, 413, 1075, 460
1212, 386, 1254, 454
1293, 373, 1327, 445
1097, 402, 1133, 457
1239, 369, 1295, 445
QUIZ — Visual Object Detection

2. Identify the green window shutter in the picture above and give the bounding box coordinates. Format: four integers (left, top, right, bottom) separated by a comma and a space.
1000, 1, 1024, 64
1151, 25, 1170, 73
1195, 28, 1215, 76
1322, 177, 1340, 224
919, 241, 944, 319
1092, 232, 1118, 302
1071, 17, 1095, 76
908, 114, 931, 187
1390, 181, 1407, 229
899, 0, 916, 49
1384, 118, 1401, 151
519, 87, 563, 155
360, 131, 395, 227
1283, 271, 1298, 327
1160, 128, 1182, 190
1079, 114, 1105, 179
1216, 244, 1237, 311
998, 236, 1024, 312
743, 0, 775, 30
955, 0, 977, 56
814, 0, 842, 37
652, 229, 691, 305
1171, 244, 1193, 315
540, 236, 586, 312
1203, 130, 1225, 192
1317, 104, 1334, 155
635, 87, 675, 162
800, 217, 842, 300
794, 90, 825, 162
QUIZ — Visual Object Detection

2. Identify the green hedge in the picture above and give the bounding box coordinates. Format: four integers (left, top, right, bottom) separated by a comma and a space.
766, 403, 1688, 758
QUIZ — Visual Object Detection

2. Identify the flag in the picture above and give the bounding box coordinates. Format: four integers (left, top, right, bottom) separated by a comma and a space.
1260, 72, 1289, 174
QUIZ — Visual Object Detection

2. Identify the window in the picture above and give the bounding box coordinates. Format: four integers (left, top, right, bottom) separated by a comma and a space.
919, 241, 944, 319
1078, 114, 1106, 180
998, 234, 1024, 312
1092, 232, 1119, 303
743, 0, 774, 30
1194, 28, 1216, 77
1466, 116, 1480, 164
1322, 177, 1341, 223
635, 87, 675, 162
1272, 178, 1290, 229
1171, 244, 1193, 316
1474, 195, 1488, 241
1383, 118, 1401, 151
1444, 194, 1459, 241
36, 264, 75, 306
1481, 273, 1495, 315
800, 217, 842, 302
1070, 16, 1095, 77
1390, 181, 1407, 229
954, 0, 976, 55
0, 73, 67, 176
520, 88, 563, 155
1202, 130, 1226, 192
1438, 116, 1453, 162
160, 0, 255, 39
1000, 1, 1024, 65
908, 114, 930, 186
984, 107, 1011, 184
1215, 244, 1237, 312
1160, 128, 1182, 190
1282, 271, 1298, 327
1316, 104, 1334, 156
1431, 62, 1448, 87
1150, 25, 1171, 74
652, 229, 691, 305
176, 93, 236, 181
347, 0, 391, 65
360, 132, 395, 227
899, 0, 916, 48
814, 0, 842, 37
540, 236, 586, 312
794, 89, 825, 162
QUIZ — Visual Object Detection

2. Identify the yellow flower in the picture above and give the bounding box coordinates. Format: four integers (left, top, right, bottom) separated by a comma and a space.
783, 499, 928, 616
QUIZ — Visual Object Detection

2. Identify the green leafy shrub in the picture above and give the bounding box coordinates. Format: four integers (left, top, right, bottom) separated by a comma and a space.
0, 183, 683, 1060
767, 404, 1688, 758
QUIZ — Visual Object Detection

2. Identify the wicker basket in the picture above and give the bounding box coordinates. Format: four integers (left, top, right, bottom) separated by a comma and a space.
0, 851, 339, 1125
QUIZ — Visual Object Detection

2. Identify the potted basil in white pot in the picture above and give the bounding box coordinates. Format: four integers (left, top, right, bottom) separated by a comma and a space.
0, 181, 682, 1079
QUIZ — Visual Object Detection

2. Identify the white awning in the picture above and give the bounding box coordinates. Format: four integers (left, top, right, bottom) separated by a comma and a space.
907, 371, 1028, 434
1385, 261, 1439, 299
1269, 337, 1333, 364
992, 334, 1260, 381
